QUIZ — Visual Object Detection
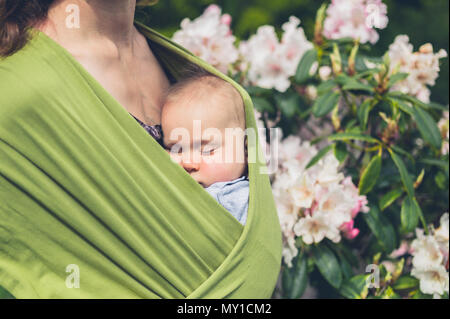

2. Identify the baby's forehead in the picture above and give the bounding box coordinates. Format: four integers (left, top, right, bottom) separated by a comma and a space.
164, 77, 245, 128
169, 76, 241, 102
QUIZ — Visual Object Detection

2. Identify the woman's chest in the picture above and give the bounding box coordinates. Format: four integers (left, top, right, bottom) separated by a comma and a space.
77, 51, 170, 125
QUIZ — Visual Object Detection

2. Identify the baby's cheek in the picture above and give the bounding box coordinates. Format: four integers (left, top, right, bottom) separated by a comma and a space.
200, 161, 237, 184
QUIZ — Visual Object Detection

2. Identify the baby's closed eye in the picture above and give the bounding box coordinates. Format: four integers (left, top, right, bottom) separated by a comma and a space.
201, 145, 218, 156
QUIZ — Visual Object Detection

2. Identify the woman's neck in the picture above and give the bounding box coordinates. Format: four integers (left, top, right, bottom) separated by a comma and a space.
38, 0, 138, 53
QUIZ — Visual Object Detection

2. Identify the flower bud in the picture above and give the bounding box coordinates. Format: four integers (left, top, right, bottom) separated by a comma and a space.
319, 66, 332, 81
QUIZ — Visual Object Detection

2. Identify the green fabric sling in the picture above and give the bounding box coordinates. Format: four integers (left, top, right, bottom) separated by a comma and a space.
0, 22, 282, 299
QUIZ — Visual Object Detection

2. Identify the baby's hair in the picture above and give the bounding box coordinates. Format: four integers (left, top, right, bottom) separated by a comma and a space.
164, 63, 246, 129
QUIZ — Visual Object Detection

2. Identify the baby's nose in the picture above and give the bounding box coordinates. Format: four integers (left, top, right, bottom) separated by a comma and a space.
182, 160, 200, 173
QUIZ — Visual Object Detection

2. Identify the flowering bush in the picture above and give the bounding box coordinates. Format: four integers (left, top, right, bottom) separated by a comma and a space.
272, 135, 369, 267
172, 1, 449, 299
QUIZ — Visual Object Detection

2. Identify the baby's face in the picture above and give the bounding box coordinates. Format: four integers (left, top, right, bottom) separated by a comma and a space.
161, 92, 247, 188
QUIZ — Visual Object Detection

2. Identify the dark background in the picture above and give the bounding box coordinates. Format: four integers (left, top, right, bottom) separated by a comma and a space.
137, 0, 449, 106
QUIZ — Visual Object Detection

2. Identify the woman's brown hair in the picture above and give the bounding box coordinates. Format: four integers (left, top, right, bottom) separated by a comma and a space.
0, 0, 54, 57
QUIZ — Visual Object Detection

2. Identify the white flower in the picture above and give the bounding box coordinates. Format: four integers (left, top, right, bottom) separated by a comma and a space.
438, 112, 449, 155
283, 236, 299, 268
288, 174, 317, 209
294, 213, 341, 244
281, 16, 314, 72
323, 0, 388, 44
272, 173, 300, 232
278, 136, 318, 170
316, 184, 354, 228
410, 220, 449, 297
435, 213, 449, 247
313, 154, 345, 186
239, 16, 313, 92
172, 5, 238, 73
388, 35, 413, 64
411, 230, 443, 271
434, 213, 449, 269
411, 265, 449, 296
388, 35, 447, 103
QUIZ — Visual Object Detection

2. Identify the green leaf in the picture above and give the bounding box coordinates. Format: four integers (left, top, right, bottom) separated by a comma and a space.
337, 244, 359, 266
295, 49, 318, 83
389, 98, 414, 116
428, 102, 448, 111
363, 206, 398, 253
392, 275, 419, 290
339, 258, 353, 281
381, 286, 401, 299
411, 290, 433, 299
336, 252, 354, 280
401, 196, 420, 233
312, 91, 340, 117
252, 96, 275, 113
379, 189, 404, 211
389, 150, 415, 198
391, 145, 415, 164
275, 93, 301, 118
403, 95, 431, 110
334, 74, 351, 86
305, 145, 333, 169
341, 79, 374, 93
328, 133, 380, 144
340, 275, 369, 299
388, 72, 408, 88
345, 119, 359, 132
312, 244, 343, 289
357, 99, 373, 130
287, 252, 309, 299
245, 86, 272, 96
317, 79, 337, 95
354, 67, 380, 78
419, 158, 450, 169
333, 142, 348, 163
359, 153, 382, 195
412, 106, 443, 149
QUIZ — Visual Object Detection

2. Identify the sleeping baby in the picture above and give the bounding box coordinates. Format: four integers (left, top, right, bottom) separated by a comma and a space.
161, 71, 249, 225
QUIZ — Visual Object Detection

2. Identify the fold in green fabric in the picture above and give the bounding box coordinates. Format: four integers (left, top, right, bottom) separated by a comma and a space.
0, 22, 282, 299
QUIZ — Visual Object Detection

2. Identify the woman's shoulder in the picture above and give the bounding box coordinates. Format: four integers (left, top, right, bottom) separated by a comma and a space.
0, 32, 70, 116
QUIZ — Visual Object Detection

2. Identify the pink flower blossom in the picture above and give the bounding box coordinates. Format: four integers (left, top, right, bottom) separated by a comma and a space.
389, 240, 411, 258
342, 177, 370, 218
172, 5, 238, 74
323, 0, 388, 44
340, 220, 360, 240
239, 17, 313, 92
